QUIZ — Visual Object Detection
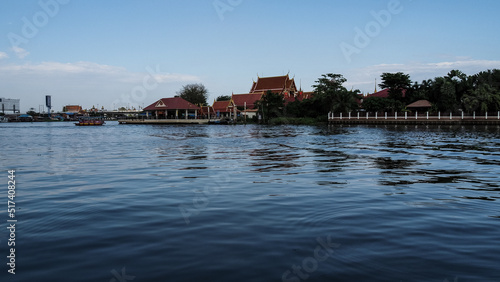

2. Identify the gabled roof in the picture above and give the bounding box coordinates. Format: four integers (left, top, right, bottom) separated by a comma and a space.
407, 100, 432, 108
366, 89, 407, 99
366, 88, 390, 98
231, 93, 263, 109
212, 100, 234, 112
250, 75, 297, 93
143, 97, 200, 111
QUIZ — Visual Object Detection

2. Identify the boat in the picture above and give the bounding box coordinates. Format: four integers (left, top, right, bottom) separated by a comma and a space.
0, 116, 8, 123
75, 117, 105, 126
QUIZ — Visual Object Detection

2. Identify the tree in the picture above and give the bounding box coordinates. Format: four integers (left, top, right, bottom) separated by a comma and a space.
462, 84, 500, 114
285, 97, 324, 118
379, 72, 411, 102
255, 91, 284, 123
407, 79, 433, 104
177, 83, 209, 105
362, 97, 395, 112
312, 73, 359, 114
216, 95, 231, 101
332, 88, 360, 113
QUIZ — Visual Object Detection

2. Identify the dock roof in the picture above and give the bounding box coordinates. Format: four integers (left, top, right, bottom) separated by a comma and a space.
143, 97, 200, 111
407, 100, 432, 108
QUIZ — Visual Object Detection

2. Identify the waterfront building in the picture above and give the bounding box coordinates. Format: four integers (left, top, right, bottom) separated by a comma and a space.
406, 100, 432, 112
231, 93, 263, 118
143, 97, 200, 119
250, 74, 299, 96
212, 99, 236, 119
199, 105, 215, 119
0, 97, 20, 113
225, 75, 313, 118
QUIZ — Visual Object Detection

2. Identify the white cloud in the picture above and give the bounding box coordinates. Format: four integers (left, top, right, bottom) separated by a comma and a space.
11, 46, 29, 59
0, 61, 201, 112
0, 61, 200, 83
0, 52, 8, 60
364, 60, 500, 76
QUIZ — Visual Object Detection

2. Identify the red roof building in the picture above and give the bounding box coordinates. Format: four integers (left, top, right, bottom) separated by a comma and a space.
231, 93, 263, 110
230, 93, 263, 119
143, 97, 200, 119
212, 100, 236, 118
365, 88, 407, 99
250, 74, 298, 96
247, 74, 313, 107
406, 99, 432, 112
199, 105, 215, 119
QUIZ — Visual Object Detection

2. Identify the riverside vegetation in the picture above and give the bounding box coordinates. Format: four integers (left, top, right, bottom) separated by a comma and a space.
173, 69, 500, 125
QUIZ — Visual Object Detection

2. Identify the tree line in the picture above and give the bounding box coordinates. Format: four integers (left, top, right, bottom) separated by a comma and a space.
362, 69, 500, 114
258, 69, 500, 123
175, 68, 500, 123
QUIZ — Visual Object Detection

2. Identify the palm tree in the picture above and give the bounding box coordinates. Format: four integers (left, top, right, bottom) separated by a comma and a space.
462, 84, 500, 114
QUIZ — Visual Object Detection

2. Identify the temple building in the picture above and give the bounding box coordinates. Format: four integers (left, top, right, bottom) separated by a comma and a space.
199, 105, 215, 119
250, 74, 299, 97
231, 93, 263, 118
212, 99, 236, 119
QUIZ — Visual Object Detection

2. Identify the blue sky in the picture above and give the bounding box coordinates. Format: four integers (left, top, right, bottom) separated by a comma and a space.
1, 0, 499, 112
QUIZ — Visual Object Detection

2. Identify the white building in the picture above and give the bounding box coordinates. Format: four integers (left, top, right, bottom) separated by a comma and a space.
0, 98, 20, 113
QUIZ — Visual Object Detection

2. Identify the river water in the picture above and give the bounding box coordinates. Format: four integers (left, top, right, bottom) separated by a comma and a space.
1, 121, 499, 281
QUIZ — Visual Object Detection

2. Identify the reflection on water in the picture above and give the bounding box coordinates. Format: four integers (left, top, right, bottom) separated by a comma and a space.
1, 122, 500, 281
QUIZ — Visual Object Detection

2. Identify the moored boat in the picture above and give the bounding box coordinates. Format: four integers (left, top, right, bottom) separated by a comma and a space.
75, 117, 105, 126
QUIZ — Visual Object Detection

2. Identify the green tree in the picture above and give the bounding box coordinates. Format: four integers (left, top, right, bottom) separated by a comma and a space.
255, 91, 284, 123
177, 83, 209, 105
285, 98, 324, 119
462, 84, 500, 114
362, 97, 396, 112
216, 95, 231, 101
379, 72, 411, 103
312, 73, 359, 114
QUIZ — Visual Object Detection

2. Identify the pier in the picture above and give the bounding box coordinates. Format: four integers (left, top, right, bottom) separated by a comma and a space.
328, 111, 500, 125
118, 119, 217, 125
